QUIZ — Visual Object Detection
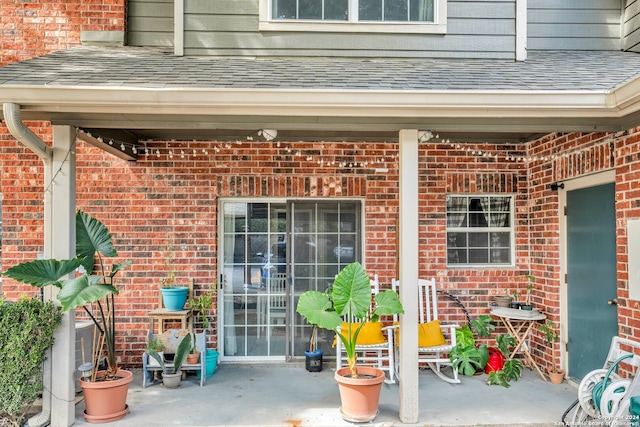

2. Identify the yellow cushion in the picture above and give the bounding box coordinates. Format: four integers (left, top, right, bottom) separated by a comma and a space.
418, 320, 447, 347
340, 321, 387, 345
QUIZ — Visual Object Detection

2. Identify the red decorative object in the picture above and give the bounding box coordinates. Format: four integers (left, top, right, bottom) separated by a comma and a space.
485, 348, 505, 374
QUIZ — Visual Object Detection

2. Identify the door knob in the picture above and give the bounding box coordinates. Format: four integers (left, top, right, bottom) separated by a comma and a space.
608, 299, 618, 306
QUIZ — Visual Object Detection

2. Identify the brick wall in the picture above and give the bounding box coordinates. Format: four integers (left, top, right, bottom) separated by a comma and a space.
0, 0, 125, 66
0, 138, 530, 366
3, 123, 640, 373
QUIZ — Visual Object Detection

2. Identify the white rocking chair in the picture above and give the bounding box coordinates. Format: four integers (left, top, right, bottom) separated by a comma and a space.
392, 278, 460, 384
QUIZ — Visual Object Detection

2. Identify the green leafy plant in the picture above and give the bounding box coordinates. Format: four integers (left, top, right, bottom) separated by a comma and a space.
296, 261, 404, 377
146, 337, 166, 352
539, 320, 561, 374
189, 332, 199, 354
3, 210, 132, 381
486, 334, 524, 387
450, 314, 495, 376
161, 241, 178, 288
148, 332, 192, 375
521, 275, 535, 305
188, 285, 216, 329
0, 297, 63, 427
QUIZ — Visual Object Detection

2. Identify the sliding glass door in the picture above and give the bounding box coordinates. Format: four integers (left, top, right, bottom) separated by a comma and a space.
220, 199, 361, 361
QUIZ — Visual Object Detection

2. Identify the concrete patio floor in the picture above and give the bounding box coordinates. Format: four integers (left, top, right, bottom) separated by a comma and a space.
71, 364, 579, 426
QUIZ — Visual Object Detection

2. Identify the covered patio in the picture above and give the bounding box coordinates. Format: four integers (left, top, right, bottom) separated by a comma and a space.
69, 365, 579, 426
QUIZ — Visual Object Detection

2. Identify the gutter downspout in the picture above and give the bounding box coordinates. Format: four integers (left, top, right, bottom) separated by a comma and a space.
3, 102, 54, 427
3, 103, 52, 160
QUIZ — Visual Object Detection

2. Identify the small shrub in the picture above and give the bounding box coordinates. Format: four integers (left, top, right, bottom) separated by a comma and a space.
0, 296, 62, 427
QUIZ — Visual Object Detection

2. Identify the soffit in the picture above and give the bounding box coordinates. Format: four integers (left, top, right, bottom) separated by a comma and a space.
1, 46, 640, 143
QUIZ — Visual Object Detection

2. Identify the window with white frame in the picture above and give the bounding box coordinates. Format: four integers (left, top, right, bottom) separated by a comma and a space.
272, 0, 434, 22
446, 195, 514, 266
259, 0, 447, 33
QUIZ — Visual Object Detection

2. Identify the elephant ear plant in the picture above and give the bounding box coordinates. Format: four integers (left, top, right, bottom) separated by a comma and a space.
3, 210, 132, 381
296, 261, 404, 377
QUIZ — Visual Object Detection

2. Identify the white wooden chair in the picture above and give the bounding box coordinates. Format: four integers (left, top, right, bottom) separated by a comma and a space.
335, 275, 398, 384
268, 273, 288, 326
392, 278, 460, 384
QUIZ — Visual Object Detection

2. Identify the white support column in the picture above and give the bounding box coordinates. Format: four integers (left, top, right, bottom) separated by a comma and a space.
516, 0, 527, 61
47, 126, 77, 427
174, 0, 184, 56
398, 129, 419, 423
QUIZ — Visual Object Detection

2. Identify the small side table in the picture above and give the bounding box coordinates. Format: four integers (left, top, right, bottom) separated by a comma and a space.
147, 308, 193, 334
490, 307, 547, 381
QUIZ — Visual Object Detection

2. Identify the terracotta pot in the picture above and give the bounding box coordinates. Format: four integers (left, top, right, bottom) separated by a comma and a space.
80, 369, 132, 423
162, 372, 182, 388
548, 368, 565, 384
335, 366, 385, 422
187, 352, 200, 364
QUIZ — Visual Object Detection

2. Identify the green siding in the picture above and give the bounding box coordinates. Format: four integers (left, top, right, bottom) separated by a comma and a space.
623, 0, 640, 52
528, 0, 623, 51
127, 0, 174, 47
182, 0, 517, 58
126, 0, 627, 57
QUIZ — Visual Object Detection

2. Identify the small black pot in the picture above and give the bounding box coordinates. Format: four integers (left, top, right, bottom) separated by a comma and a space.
305, 349, 323, 372
510, 302, 521, 309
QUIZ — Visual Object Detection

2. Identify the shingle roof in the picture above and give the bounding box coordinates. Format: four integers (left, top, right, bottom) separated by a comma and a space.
1, 46, 640, 92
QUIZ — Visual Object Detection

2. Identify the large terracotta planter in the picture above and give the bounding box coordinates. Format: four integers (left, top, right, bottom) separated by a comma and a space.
80, 369, 133, 423
335, 366, 385, 422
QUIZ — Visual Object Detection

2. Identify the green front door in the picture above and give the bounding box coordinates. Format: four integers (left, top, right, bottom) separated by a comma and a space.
567, 182, 618, 380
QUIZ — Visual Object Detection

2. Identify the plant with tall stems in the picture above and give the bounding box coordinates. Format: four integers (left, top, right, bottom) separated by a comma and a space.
3, 210, 132, 381
296, 262, 404, 377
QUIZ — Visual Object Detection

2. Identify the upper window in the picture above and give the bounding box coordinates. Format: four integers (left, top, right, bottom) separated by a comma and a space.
446, 195, 514, 266
273, 0, 434, 22
259, 0, 447, 33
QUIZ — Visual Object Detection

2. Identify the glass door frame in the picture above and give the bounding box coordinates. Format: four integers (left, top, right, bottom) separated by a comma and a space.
217, 198, 364, 363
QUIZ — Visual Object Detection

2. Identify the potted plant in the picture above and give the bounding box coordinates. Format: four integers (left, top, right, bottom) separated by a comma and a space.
186, 332, 200, 364
539, 320, 563, 383
188, 286, 216, 330
485, 334, 524, 387
493, 290, 513, 308
508, 288, 521, 309
519, 275, 536, 310
148, 332, 192, 389
146, 337, 166, 367
160, 242, 189, 311
449, 314, 495, 376
3, 210, 133, 423
304, 323, 323, 372
296, 262, 404, 422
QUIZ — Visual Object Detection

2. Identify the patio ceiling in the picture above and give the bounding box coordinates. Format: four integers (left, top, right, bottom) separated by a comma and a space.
1, 46, 640, 146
